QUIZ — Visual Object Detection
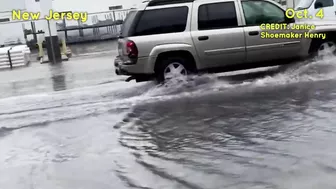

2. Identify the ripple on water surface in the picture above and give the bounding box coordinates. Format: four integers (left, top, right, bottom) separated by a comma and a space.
1, 56, 336, 188
114, 56, 336, 189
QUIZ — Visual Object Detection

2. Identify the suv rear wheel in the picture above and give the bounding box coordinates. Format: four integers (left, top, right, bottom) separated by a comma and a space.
155, 56, 193, 83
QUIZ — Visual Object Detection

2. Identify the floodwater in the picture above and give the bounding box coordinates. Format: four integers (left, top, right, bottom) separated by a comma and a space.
1, 51, 336, 189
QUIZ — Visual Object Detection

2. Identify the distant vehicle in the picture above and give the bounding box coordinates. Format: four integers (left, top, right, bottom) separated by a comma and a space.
115, 0, 336, 83
295, 0, 336, 20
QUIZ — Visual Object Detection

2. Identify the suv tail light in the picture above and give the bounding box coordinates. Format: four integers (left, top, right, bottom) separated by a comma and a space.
126, 40, 138, 58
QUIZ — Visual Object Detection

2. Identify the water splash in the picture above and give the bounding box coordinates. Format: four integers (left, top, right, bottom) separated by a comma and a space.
1, 55, 336, 131
144, 55, 336, 97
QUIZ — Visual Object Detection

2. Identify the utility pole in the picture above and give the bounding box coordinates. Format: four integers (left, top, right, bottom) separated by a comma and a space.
40, 0, 62, 63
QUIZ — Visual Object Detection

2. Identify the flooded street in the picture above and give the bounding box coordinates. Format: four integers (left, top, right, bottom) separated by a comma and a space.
1, 49, 336, 188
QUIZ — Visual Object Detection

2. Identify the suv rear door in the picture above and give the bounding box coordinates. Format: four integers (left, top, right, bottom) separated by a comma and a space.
240, 0, 302, 63
190, 0, 246, 69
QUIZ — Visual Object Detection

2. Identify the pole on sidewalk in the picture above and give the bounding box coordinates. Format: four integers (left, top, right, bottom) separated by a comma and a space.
40, 0, 62, 63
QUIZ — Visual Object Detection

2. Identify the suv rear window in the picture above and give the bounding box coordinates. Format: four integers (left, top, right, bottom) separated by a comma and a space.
133, 6, 189, 36
120, 10, 138, 37
198, 2, 238, 30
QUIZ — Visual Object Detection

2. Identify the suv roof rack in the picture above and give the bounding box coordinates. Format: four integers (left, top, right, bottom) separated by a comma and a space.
147, 0, 195, 6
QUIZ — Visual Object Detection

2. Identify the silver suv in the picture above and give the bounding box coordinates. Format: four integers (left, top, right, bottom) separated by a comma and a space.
115, 0, 336, 82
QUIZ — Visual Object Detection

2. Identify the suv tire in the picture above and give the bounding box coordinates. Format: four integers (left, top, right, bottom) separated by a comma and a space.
155, 56, 193, 83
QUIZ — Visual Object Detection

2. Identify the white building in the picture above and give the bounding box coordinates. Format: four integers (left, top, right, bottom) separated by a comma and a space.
0, 0, 27, 45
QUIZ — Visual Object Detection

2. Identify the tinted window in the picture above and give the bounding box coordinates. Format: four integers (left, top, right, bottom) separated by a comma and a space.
134, 6, 188, 36
242, 1, 285, 26
120, 10, 138, 37
314, 0, 334, 8
198, 2, 238, 30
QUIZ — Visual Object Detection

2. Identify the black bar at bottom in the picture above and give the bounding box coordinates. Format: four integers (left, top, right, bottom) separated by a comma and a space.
45, 36, 62, 63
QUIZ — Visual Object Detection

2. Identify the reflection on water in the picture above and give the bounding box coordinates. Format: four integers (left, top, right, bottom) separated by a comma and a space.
10, 82, 19, 97
1, 55, 336, 188
69, 40, 118, 56
115, 80, 336, 189
51, 74, 66, 91
49, 63, 67, 91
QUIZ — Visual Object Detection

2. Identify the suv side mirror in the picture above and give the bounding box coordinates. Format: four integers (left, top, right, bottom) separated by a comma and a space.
286, 17, 296, 23
284, 12, 295, 23
314, 2, 323, 9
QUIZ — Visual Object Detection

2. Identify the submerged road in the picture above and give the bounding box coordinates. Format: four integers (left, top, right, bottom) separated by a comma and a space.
1, 48, 336, 188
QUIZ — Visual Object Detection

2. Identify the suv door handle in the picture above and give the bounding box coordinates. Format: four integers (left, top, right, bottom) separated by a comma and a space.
198, 36, 209, 41
248, 31, 259, 36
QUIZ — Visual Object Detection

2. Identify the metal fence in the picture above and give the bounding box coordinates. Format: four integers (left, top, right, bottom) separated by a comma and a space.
18, 9, 132, 48
0, 8, 131, 67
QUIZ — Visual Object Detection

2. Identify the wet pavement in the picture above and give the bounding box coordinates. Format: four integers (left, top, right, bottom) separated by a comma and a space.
0, 43, 122, 99
1, 47, 336, 188
68, 40, 118, 57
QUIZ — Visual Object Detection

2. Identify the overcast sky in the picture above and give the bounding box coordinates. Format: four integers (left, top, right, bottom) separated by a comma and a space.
52, 0, 141, 12
0, 0, 141, 13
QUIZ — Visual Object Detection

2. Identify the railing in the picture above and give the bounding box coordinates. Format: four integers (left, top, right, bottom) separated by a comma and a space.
22, 9, 132, 47
0, 45, 31, 69
0, 9, 132, 49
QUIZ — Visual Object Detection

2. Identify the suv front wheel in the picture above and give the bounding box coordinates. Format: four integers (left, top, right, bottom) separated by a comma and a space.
317, 41, 336, 57
310, 37, 336, 59
155, 56, 193, 83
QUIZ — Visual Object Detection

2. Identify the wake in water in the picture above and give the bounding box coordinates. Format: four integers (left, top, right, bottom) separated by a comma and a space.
112, 54, 336, 131
144, 54, 336, 97
0, 54, 335, 132
114, 55, 336, 189
253, 55, 336, 85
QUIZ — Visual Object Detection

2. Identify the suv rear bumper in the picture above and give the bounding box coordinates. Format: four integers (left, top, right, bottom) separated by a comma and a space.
114, 56, 155, 81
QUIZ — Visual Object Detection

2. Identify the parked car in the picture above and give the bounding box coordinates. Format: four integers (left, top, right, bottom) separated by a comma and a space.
115, 0, 336, 82
295, 0, 336, 20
